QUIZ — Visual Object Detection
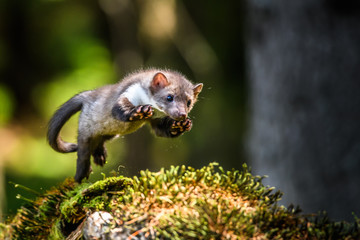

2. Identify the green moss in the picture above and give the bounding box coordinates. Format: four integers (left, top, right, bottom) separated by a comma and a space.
0, 222, 10, 239
3, 163, 360, 239
59, 177, 132, 223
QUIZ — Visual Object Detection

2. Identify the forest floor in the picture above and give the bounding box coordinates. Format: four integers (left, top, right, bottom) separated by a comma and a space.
1, 162, 359, 239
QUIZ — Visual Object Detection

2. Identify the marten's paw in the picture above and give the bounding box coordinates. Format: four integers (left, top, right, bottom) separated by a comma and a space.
129, 105, 153, 121
93, 148, 107, 166
170, 118, 192, 136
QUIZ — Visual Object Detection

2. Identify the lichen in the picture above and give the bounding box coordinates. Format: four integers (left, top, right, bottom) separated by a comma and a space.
3, 162, 360, 239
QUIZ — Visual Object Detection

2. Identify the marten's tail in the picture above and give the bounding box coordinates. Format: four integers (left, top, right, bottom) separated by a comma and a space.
47, 94, 83, 153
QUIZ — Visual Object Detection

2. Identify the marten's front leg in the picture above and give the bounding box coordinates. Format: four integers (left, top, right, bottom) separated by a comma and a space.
150, 117, 192, 138
112, 97, 153, 121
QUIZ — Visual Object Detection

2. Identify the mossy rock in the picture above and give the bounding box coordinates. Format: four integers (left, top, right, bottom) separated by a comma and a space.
1, 163, 359, 239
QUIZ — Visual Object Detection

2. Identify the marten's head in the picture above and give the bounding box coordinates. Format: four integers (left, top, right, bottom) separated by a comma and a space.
150, 71, 203, 121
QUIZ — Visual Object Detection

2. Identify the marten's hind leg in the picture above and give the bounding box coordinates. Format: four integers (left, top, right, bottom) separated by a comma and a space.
91, 135, 114, 167
92, 145, 107, 167
74, 138, 92, 183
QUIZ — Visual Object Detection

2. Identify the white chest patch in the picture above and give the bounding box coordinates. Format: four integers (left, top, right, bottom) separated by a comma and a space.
122, 83, 161, 110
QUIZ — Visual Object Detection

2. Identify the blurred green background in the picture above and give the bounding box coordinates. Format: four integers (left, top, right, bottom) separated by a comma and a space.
3, 0, 360, 223
0, 0, 245, 219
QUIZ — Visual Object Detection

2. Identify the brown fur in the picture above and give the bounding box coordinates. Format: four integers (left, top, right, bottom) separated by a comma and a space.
47, 68, 203, 182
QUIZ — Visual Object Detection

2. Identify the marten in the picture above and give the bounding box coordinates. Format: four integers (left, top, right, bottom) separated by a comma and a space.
47, 68, 203, 182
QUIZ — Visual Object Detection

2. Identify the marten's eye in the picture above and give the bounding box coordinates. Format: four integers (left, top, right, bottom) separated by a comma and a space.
187, 100, 192, 107
167, 95, 174, 102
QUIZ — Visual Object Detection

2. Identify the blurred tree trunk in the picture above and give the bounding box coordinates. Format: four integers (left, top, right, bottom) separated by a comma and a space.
99, 0, 152, 175
246, 0, 360, 220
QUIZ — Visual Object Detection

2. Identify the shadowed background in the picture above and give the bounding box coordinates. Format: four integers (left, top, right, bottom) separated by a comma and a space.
0, 0, 359, 222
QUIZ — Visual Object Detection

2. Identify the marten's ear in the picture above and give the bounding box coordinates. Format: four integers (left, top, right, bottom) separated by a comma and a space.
193, 83, 203, 98
151, 72, 169, 93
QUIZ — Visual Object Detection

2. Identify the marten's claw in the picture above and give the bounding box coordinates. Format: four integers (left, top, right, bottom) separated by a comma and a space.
129, 105, 153, 121
170, 118, 192, 136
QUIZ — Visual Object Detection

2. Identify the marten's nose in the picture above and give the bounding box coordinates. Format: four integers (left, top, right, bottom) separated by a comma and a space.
176, 110, 187, 120
179, 113, 187, 120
